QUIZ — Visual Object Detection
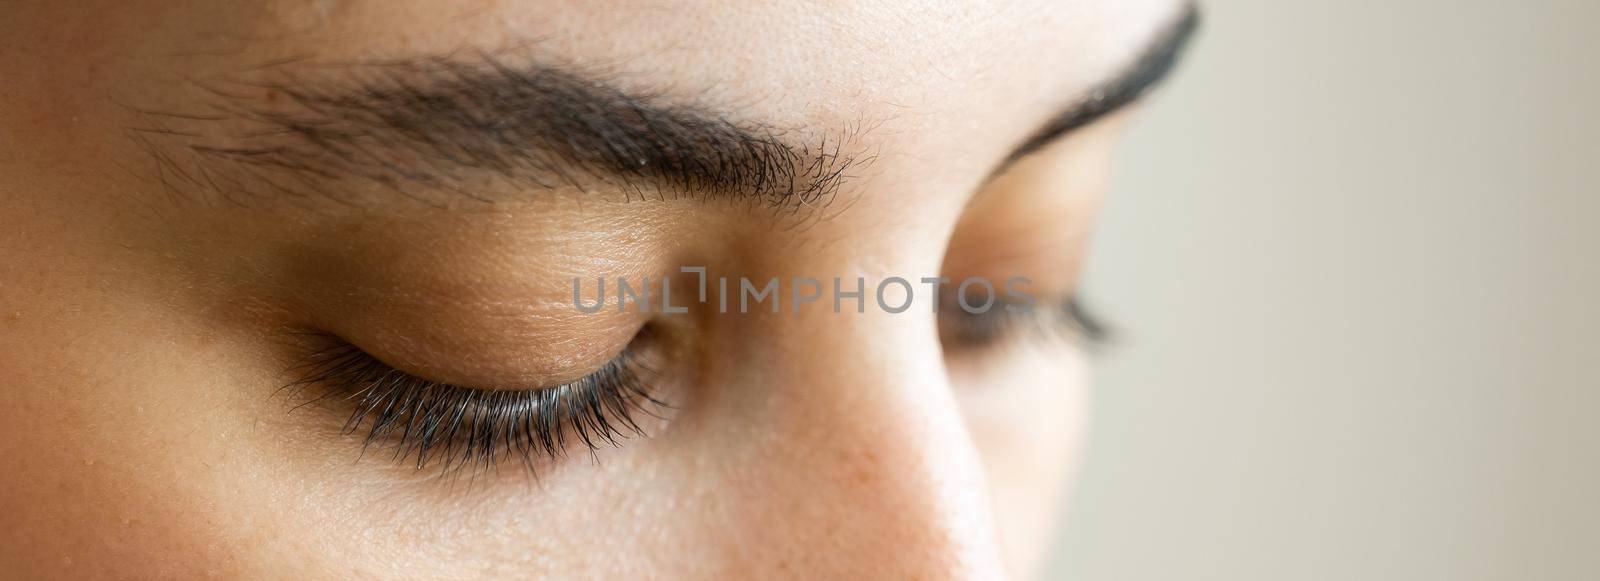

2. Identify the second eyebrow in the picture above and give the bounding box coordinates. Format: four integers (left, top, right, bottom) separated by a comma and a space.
997, 3, 1201, 171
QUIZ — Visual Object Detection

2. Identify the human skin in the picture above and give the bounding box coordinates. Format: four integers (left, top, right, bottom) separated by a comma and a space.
0, 0, 1188, 578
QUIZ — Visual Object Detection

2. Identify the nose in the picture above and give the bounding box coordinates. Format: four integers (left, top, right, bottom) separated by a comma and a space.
691, 295, 1008, 579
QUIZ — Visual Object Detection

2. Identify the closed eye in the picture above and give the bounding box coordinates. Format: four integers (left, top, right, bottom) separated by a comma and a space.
280, 332, 666, 476
939, 295, 1109, 352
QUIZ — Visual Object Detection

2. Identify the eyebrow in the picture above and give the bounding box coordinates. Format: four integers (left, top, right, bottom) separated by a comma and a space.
992, 3, 1200, 175
124, 56, 862, 210
123, 4, 1196, 211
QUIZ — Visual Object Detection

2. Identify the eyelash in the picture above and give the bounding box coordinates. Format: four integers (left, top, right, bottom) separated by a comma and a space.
284, 335, 663, 475
939, 296, 1109, 350
282, 296, 1093, 473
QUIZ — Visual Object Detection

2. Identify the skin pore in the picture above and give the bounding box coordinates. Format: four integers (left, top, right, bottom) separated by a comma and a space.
0, 1, 1194, 578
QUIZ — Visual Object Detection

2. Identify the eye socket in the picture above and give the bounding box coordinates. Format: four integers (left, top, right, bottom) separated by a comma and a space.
281, 331, 666, 476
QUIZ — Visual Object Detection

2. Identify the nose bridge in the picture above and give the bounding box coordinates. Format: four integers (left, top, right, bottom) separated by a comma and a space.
704, 301, 1007, 578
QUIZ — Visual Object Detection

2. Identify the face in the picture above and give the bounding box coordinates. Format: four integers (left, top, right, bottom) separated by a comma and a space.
0, 1, 1193, 578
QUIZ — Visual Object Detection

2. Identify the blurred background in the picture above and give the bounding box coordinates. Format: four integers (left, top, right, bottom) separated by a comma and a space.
1050, 0, 1599, 579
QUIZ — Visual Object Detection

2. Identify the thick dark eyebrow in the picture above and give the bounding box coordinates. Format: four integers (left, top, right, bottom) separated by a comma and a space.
992, 4, 1200, 175
122, 56, 863, 210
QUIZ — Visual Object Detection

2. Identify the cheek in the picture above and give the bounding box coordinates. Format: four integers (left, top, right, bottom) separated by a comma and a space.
0, 276, 351, 577
954, 345, 1091, 573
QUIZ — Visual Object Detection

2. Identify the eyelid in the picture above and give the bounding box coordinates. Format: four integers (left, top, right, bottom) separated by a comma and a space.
282, 333, 665, 475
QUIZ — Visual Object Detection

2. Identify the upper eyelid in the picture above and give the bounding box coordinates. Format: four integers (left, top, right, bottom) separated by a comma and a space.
285, 333, 622, 393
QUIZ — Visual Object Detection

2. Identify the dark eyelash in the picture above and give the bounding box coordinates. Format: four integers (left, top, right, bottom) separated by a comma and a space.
940, 296, 1111, 349
282, 335, 663, 476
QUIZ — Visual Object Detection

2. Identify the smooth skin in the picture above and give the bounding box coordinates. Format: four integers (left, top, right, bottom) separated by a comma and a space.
0, 0, 1183, 578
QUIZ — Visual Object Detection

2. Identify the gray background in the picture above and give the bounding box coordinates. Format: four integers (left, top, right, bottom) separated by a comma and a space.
1051, 0, 1599, 579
